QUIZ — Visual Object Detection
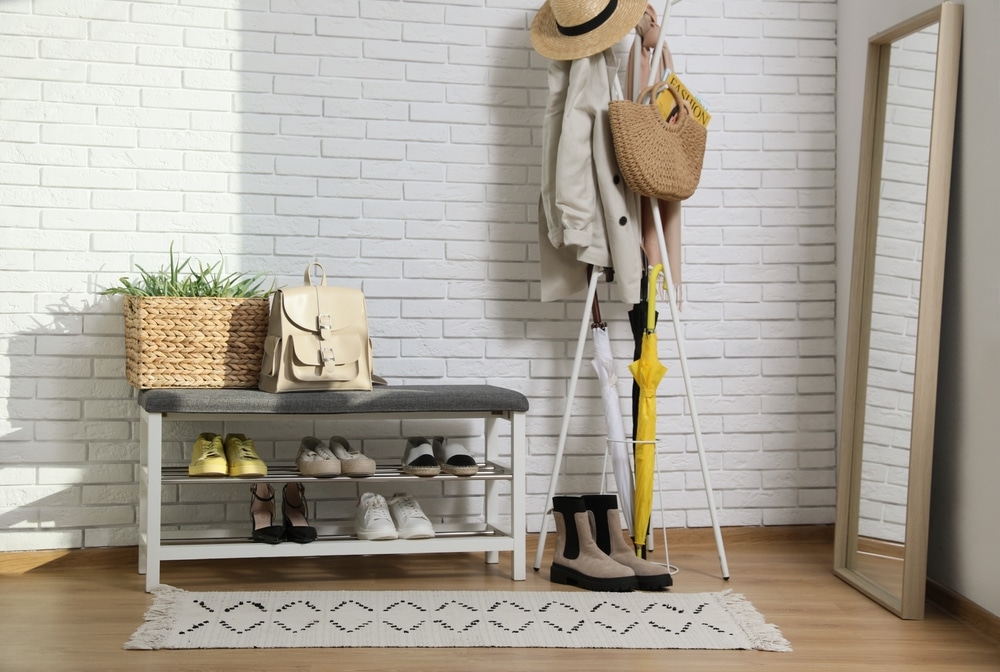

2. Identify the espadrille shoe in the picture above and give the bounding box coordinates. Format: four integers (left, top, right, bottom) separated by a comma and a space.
432, 438, 478, 476
296, 436, 341, 477
328, 436, 375, 477
402, 437, 440, 477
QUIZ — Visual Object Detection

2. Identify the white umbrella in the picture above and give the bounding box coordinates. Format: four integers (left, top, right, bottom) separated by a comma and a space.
591, 323, 635, 535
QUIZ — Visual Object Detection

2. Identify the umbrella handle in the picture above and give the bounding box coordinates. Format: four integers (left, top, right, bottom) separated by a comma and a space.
646, 264, 663, 332
588, 266, 606, 328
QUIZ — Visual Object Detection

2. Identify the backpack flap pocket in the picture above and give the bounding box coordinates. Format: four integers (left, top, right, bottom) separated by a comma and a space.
287, 332, 363, 382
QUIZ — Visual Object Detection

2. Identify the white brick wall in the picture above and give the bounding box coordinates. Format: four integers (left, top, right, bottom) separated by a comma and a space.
0, 0, 838, 551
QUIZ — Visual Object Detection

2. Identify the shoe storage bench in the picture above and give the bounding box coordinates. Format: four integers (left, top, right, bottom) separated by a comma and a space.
137, 384, 528, 592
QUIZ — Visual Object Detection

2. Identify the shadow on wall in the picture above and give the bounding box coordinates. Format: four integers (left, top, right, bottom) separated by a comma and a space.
927, 76, 965, 585
0, 292, 139, 551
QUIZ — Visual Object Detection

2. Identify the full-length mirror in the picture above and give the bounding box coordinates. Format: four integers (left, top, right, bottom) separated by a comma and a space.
834, 2, 963, 620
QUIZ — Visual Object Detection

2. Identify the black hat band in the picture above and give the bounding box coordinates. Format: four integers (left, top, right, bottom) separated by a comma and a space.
556, 0, 618, 37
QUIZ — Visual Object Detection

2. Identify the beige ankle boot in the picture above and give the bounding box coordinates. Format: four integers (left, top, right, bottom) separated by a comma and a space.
583, 494, 672, 590
550, 496, 636, 592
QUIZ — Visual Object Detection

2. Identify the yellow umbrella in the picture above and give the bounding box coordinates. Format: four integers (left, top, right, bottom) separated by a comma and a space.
628, 264, 667, 556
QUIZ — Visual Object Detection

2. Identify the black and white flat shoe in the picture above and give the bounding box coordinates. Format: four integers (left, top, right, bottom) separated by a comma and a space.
402, 437, 440, 477
432, 438, 478, 476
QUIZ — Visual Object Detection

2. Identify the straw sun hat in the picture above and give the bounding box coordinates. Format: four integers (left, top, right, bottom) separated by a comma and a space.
530, 0, 648, 61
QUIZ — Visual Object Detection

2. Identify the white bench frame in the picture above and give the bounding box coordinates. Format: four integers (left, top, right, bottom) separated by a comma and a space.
136, 387, 527, 592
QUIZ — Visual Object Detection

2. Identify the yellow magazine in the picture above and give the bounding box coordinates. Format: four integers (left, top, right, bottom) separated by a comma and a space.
656, 71, 711, 128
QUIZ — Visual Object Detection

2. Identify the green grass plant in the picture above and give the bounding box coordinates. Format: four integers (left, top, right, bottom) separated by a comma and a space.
103, 243, 275, 298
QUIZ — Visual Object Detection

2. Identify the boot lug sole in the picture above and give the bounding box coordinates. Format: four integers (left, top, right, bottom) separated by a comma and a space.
550, 563, 637, 592
635, 574, 673, 590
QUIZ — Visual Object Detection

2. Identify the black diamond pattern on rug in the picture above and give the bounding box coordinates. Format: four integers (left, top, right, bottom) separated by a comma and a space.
274, 600, 321, 634
328, 599, 375, 634
382, 599, 428, 634
218, 600, 267, 635
431, 600, 480, 633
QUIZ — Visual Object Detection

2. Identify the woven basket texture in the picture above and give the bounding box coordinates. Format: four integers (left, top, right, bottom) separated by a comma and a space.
609, 90, 707, 201
123, 295, 269, 389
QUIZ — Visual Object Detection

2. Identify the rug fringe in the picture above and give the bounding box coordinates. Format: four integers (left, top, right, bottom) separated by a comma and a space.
123, 584, 187, 650
716, 589, 793, 652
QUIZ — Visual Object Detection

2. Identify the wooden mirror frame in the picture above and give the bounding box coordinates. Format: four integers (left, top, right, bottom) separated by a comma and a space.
833, 2, 963, 620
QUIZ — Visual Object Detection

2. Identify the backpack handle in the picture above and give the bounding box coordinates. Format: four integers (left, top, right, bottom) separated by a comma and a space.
304, 262, 327, 286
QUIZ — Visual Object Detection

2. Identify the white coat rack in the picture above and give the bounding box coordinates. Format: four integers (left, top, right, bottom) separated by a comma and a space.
533, 0, 729, 580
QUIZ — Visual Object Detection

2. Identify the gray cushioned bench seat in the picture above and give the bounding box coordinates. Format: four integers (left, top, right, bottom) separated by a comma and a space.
137, 384, 529, 416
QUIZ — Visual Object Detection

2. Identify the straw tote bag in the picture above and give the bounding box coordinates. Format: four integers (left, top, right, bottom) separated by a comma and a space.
258, 263, 374, 392
609, 81, 707, 202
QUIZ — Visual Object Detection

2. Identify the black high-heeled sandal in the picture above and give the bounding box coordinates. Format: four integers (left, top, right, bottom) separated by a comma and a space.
250, 483, 284, 544
282, 482, 317, 543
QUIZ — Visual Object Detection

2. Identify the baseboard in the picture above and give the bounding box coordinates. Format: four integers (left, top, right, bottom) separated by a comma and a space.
857, 535, 905, 560
1, 525, 833, 574
0, 546, 137, 575
926, 578, 1000, 644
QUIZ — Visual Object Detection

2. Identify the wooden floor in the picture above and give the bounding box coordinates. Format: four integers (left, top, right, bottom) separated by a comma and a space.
2, 526, 998, 671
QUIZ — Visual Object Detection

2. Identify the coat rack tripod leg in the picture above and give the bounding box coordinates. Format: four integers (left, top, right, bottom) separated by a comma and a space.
649, 198, 730, 580
533, 268, 604, 571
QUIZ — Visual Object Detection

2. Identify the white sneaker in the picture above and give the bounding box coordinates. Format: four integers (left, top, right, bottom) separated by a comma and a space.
387, 493, 435, 539
355, 492, 397, 540
296, 436, 341, 477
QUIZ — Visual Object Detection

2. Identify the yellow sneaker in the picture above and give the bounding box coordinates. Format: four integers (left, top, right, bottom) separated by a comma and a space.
188, 433, 227, 477
224, 433, 267, 478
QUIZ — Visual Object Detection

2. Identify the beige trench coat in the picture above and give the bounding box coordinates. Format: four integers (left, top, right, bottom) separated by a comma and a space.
538, 50, 643, 305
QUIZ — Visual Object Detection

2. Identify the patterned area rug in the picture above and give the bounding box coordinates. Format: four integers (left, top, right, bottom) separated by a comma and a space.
125, 586, 791, 651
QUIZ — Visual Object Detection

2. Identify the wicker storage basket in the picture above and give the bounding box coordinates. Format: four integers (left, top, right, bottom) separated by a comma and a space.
123, 295, 269, 389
